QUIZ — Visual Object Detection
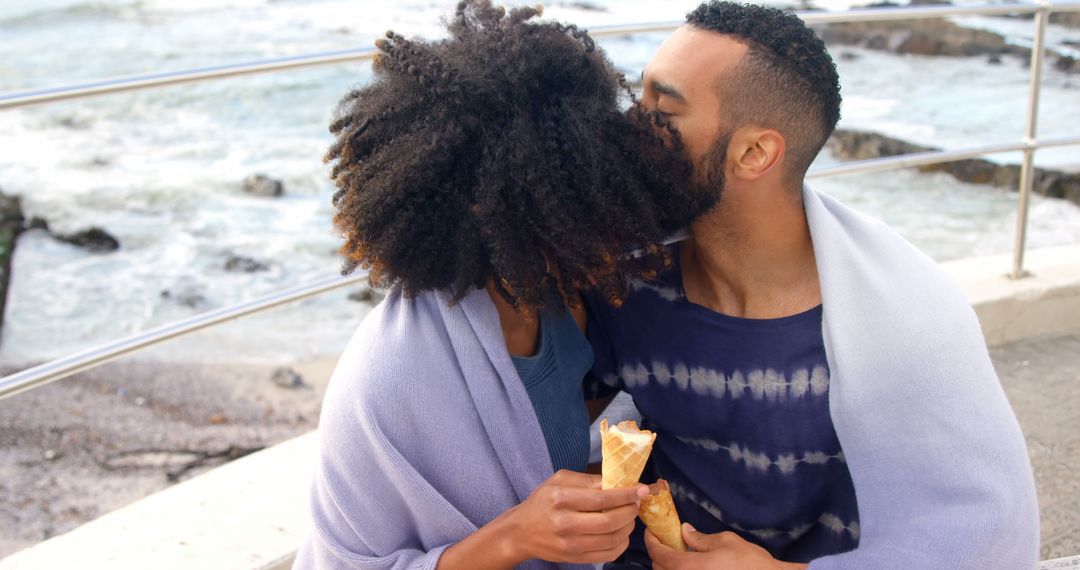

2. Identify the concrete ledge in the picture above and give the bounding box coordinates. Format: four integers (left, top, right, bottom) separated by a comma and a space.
3, 246, 1079, 569
0, 432, 317, 570
941, 244, 1080, 346
1038, 555, 1080, 569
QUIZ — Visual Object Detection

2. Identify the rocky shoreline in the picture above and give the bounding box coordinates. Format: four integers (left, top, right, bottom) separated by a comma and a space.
826, 129, 1080, 206
814, 2, 1080, 73
0, 193, 21, 337
0, 174, 300, 334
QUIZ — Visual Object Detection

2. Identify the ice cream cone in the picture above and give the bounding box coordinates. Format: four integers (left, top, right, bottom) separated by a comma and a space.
599, 419, 656, 490
638, 479, 687, 551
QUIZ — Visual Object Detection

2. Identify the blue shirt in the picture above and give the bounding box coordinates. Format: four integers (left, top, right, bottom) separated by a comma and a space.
585, 246, 860, 565
511, 307, 593, 473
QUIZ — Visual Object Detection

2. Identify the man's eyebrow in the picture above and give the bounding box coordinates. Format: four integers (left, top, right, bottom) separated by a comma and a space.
650, 79, 686, 104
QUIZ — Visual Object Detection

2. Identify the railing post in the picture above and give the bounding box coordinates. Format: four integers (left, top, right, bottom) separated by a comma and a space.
1011, 0, 1051, 279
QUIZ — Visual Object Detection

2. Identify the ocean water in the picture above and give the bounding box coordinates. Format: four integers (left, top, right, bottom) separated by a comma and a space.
1, 0, 1079, 366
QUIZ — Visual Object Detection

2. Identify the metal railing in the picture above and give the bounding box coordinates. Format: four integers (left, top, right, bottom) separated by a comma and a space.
2, 1, 1079, 401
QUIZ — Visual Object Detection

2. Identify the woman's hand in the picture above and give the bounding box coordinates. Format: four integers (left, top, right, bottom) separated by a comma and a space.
438, 470, 646, 570
506, 469, 648, 565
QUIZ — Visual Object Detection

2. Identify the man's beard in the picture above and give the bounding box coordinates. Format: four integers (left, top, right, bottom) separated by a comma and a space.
639, 108, 728, 234
695, 131, 731, 198
666, 130, 730, 231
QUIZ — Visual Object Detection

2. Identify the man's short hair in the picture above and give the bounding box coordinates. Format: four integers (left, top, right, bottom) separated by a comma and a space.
686, 1, 842, 180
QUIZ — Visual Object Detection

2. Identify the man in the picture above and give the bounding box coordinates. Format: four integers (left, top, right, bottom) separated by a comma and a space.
585, 2, 1040, 568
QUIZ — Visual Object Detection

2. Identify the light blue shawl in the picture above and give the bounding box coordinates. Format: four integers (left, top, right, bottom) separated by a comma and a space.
803, 187, 1038, 568
294, 188, 1039, 569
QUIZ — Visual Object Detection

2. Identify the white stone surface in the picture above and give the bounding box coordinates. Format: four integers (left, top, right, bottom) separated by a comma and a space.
0, 432, 316, 570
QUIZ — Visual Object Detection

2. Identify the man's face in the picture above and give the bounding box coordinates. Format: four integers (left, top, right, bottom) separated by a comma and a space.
641, 26, 747, 186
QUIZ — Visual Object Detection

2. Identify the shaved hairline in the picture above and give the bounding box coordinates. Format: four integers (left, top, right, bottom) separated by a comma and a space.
703, 33, 828, 188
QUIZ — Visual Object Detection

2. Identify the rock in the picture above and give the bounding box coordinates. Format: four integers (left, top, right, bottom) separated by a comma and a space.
242, 174, 284, 197
896, 34, 943, 56
1050, 12, 1080, 28
159, 288, 207, 309
840, 50, 860, 61
561, 1, 606, 11
1, 190, 27, 337
271, 367, 308, 390
25, 217, 48, 231
224, 255, 268, 273
1056, 55, 1079, 73
819, 18, 1020, 58
822, 16, 1076, 73
998, 12, 1080, 28
56, 116, 91, 130
8, 214, 119, 253
348, 288, 385, 304
826, 129, 932, 161
827, 129, 1080, 209
55, 228, 119, 252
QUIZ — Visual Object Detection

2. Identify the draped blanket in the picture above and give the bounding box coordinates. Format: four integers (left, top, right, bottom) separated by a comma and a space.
803, 187, 1038, 569
295, 188, 1039, 569
293, 287, 589, 569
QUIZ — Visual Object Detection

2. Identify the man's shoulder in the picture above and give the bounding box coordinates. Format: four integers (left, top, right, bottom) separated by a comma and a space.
806, 187, 967, 305
806, 188, 988, 363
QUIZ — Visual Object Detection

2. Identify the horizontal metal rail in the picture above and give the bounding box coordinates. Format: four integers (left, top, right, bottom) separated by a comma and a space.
0, 273, 366, 400
2, 135, 1077, 401
806, 135, 1080, 179
0, 48, 377, 110
2, 1, 1079, 110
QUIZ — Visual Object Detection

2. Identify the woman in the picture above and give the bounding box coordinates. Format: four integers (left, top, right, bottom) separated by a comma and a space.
294, 2, 716, 568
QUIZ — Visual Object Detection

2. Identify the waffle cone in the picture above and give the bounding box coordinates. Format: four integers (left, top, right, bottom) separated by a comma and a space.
599, 419, 656, 490
638, 479, 687, 551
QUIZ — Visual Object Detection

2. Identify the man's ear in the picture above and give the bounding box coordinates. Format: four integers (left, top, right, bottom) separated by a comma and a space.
729, 127, 785, 181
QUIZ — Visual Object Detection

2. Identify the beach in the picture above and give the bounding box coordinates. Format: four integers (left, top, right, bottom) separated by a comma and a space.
0, 354, 337, 558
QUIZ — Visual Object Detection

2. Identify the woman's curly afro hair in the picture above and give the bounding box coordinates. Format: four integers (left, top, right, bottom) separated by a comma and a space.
327, 0, 716, 313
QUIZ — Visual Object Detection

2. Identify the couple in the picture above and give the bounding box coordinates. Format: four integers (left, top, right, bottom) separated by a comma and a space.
296, 1, 1039, 569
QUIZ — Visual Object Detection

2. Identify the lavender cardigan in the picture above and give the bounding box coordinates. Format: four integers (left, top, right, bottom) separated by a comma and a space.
294, 188, 1039, 569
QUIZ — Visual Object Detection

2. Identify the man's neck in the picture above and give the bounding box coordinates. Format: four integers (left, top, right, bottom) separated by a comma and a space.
681, 184, 821, 319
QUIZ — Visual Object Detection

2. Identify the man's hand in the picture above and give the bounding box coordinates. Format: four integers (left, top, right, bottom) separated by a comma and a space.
505, 469, 648, 565
645, 523, 809, 570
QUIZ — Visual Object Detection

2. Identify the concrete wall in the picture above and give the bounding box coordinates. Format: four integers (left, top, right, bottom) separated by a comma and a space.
2, 245, 1078, 569
943, 244, 1080, 347
0, 433, 316, 570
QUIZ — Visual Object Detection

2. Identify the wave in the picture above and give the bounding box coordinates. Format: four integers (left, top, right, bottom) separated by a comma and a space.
0, 1, 143, 27
0, 0, 273, 27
